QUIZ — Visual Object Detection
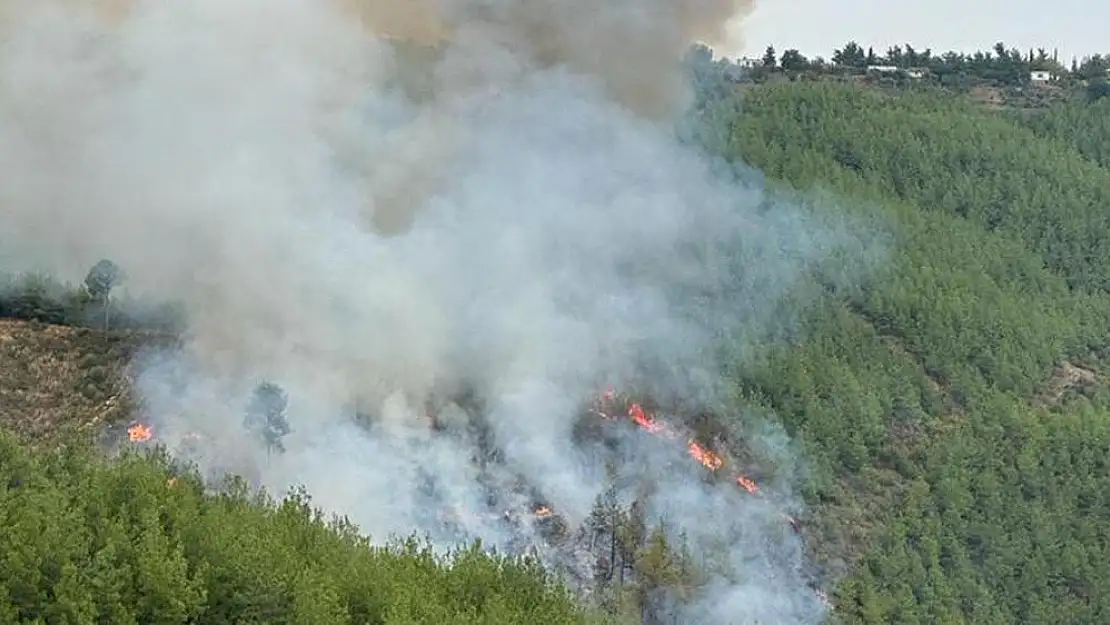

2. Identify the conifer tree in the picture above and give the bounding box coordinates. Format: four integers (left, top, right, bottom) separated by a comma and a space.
244, 380, 291, 456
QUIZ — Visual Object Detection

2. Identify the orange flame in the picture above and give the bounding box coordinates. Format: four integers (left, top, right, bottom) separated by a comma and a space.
628, 403, 666, 434
736, 475, 759, 495
534, 506, 554, 518
593, 388, 803, 532
687, 440, 723, 470
128, 422, 153, 443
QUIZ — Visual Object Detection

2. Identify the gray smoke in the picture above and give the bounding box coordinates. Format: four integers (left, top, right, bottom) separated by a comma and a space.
0, 1, 879, 622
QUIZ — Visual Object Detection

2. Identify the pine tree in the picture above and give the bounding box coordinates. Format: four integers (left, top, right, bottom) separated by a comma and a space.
244, 381, 291, 456
83, 259, 122, 330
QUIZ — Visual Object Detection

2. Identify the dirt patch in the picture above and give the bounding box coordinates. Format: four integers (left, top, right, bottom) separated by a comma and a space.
968, 85, 1005, 108
1037, 360, 1100, 408
0, 318, 170, 443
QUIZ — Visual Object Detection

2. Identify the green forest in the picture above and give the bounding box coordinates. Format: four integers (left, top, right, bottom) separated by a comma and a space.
704, 80, 1110, 623
0, 432, 596, 624
4, 41, 1110, 624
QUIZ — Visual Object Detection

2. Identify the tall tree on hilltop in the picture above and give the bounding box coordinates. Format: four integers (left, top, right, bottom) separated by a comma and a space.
762, 45, 777, 69
904, 44, 920, 67
833, 41, 866, 68
780, 49, 809, 72
84, 259, 122, 330
886, 45, 905, 67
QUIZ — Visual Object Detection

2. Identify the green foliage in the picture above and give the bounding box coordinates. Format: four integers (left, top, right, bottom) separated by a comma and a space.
1019, 97, 1110, 167
0, 431, 592, 624
1087, 80, 1110, 103
695, 80, 1110, 624
579, 485, 708, 624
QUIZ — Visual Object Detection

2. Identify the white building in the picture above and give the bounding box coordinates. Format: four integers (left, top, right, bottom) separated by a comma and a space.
866, 65, 927, 79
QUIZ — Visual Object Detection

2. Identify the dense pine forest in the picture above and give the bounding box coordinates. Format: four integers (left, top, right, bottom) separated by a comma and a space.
713, 80, 1110, 624
3, 38, 1110, 624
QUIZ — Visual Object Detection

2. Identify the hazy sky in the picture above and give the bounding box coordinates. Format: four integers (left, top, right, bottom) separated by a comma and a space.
730, 1, 1104, 64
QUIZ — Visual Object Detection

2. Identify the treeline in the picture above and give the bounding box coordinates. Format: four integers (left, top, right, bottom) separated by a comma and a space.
0, 261, 182, 333
691, 40, 1110, 98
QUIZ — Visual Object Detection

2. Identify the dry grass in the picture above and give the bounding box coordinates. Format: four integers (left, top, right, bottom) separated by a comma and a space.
0, 318, 172, 444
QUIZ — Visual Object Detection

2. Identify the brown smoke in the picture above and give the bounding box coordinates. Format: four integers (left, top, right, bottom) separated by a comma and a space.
8, 0, 754, 117
347, 0, 757, 234
354, 0, 756, 119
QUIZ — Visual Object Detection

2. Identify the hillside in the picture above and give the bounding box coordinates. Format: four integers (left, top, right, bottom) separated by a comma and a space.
0, 319, 137, 442
4, 78, 1110, 623
712, 81, 1110, 623
0, 428, 595, 624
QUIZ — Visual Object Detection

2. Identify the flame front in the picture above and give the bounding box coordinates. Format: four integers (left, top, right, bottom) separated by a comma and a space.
736, 475, 759, 495
128, 422, 153, 443
534, 506, 554, 518
628, 403, 666, 434
687, 440, 723, 470
595, 387, 825, 604
596, 388, 787, 513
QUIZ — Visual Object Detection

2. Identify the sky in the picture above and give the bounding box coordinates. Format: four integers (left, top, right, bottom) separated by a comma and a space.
729, 0, 1104, 65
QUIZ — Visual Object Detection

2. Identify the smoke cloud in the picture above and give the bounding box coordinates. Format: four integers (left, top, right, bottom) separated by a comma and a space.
0, 0, 876, 622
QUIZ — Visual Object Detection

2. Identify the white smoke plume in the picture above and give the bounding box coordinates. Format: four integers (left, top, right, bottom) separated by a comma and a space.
0, 0, 878, 622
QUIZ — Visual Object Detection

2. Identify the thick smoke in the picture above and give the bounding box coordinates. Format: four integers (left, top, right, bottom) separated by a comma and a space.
0, 1, 870, 622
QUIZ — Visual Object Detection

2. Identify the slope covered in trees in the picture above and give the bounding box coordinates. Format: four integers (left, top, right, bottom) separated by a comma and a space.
1019, 97, 1110, 168
697, 81, 1110, 623
4, 63, 1110, 624
0, 430, 595, 624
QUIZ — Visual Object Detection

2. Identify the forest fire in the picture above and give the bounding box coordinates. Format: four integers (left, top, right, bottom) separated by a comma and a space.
736, 475, 759, 495
127, 422, 153, 443
593, 387, 801, 533
591, 387, 829, 608
688, 440, 723, 470
627, 403, 668, 435
114, 386, 825, 612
